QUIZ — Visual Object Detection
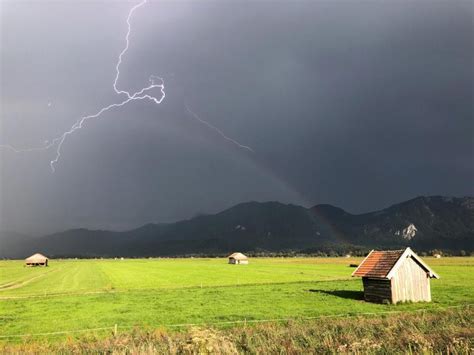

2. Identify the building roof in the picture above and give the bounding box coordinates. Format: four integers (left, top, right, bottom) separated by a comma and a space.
25, 253, 48, 262
352, 247, 439, 279
228, 252, 248, 260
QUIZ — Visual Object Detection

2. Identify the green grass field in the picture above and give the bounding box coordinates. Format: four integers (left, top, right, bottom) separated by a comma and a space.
0, 257, 473, 343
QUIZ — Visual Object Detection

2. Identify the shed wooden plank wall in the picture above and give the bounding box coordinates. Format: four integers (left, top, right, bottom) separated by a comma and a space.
362, 278, 392, 303
391, 256, 431, 303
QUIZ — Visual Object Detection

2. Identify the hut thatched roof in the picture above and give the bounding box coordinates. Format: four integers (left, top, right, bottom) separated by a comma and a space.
228, 252, 248, 260
25, 253, 48, 263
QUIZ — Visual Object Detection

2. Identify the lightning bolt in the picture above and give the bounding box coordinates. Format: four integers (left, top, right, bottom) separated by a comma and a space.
1, 0, 252, 172
185, 104, 253, 152
1, 0, 164, 172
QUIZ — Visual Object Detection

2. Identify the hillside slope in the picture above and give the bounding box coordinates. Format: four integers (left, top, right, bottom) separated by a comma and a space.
1, 196, 472, 258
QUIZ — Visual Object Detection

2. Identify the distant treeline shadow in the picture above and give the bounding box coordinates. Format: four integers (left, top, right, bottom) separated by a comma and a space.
308, 289, 364, 301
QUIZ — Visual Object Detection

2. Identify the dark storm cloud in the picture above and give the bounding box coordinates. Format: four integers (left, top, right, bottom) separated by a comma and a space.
1, 0, 472, 234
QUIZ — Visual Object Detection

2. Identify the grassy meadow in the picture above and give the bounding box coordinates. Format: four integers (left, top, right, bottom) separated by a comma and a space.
0, 257, 473, 349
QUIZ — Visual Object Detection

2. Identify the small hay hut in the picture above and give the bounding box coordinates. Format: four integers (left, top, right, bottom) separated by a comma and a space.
352, 247, 438, 303
25, 253, 49, 267
228, 252, 249, 265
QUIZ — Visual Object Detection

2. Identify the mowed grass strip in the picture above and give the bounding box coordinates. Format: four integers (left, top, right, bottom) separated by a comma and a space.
0, 258, 358, 296
0, 257, 472, 342
0, 262, 55, 288
98, 258, 356, 291
0, 260, 110, 296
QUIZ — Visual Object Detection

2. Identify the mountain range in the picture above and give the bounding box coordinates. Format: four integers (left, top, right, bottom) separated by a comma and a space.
1, 196, 472, 258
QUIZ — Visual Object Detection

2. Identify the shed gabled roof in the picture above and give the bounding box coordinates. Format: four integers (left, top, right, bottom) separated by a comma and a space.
228, 252, 248, 260
25, 253, 48, 262
352, 247, 439, 279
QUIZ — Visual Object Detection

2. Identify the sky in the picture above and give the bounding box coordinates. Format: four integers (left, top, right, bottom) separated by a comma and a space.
1, 0, 473, 235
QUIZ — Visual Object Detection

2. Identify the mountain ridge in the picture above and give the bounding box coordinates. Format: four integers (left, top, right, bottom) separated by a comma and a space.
1, 195, 472, 258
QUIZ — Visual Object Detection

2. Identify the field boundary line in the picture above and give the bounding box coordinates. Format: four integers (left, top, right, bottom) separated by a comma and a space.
0, 326, 115, 338
0, 303, 471, 339
160, 303, 473, 328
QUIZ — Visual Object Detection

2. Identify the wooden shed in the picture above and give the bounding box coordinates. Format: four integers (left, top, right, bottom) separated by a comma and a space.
352, 248, 438, 303
228, 252, 249, 264
25, 253, 49, 267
